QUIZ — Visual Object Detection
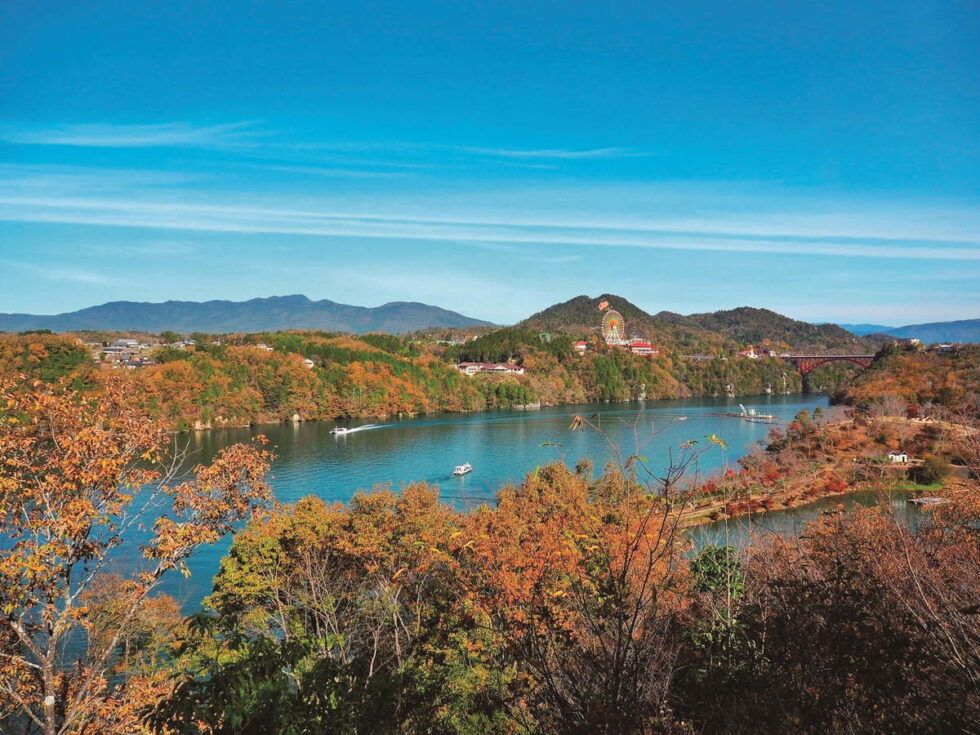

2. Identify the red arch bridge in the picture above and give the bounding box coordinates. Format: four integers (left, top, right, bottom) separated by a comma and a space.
784, 354, 876, 374
782, 354, 876, 391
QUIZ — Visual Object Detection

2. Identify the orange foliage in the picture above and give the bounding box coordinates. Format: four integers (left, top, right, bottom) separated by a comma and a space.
0, 376, 272, 734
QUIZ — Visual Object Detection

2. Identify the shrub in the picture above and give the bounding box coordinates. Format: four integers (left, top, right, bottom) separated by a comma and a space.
912, 454, 951, 485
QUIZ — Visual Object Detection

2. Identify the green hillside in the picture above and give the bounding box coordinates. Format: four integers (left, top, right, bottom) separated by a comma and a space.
655, 306, 881, 353
519, 294, 732, 354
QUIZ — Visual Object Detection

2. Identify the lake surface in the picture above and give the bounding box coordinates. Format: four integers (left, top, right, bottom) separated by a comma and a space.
182, 395, 829, 507
139, 394, 919, 610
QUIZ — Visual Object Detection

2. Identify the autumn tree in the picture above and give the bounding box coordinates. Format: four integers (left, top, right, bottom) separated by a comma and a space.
459, 416, 707, 734
153, 484, 524, 733
680, 494, 980, 733
0, 377, 272, 735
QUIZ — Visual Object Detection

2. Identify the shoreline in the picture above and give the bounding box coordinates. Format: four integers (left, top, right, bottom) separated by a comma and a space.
680, 484, 871, 528
177, 391, 821, 434
679, 477, 955, 529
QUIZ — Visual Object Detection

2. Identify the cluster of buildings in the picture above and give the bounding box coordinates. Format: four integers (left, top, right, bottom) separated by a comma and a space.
455, 362, 525, 376
736, 345, 783, 359
87, 336, 321, 371
573, 338, 659, 357
887, 338, 959, 353
93, 338, 156, 370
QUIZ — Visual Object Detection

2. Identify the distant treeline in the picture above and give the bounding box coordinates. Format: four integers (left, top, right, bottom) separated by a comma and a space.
0, 329, 866, 429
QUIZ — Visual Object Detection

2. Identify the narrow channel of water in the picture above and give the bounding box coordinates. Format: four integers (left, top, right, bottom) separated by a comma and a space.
687, 489, 923, 552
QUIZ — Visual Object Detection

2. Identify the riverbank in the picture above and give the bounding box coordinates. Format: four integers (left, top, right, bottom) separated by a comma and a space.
679, 478, 942, 529
680, 410, 971, 531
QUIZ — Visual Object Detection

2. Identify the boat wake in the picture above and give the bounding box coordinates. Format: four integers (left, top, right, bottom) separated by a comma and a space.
330, 423, 379, 436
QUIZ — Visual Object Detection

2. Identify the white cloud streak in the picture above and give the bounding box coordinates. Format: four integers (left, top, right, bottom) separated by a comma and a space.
1, 260, 115, 285
1, 122, 262, 149
258, 164, 407, 178
1, 194, 977, 261
281, 140, 649, 161
449, 145, 645, 160
2, 123, 648, 162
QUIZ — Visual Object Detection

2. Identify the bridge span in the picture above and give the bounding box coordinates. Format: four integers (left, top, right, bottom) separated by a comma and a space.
782, 354, 876, 392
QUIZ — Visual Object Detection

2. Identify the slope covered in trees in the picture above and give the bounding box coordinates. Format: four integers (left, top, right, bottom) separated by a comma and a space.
519, 294, 885, 356
0, 321, 869, 431
0, 292, 904, 432
833, 343, 980, 414
519, 294, 732, 354
656, 305, 881, 353
0, 332, 92, 383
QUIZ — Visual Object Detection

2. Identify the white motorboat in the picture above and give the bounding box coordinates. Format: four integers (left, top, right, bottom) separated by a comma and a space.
330, 427, 352, 435
452, 462, 472, 476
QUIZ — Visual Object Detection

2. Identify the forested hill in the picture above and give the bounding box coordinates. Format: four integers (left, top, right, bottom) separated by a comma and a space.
0, 295, 493, 334
521, 294, 661, 333
655, 306, 880, 353
518, 295, 878, 354
519, 294, 732, 354
832, 342, 980, 410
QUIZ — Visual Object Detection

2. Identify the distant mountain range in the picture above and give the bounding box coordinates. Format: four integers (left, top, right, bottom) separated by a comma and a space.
0, 295, 493, 334
4, 293, 975, 346
836, 319, 980, 343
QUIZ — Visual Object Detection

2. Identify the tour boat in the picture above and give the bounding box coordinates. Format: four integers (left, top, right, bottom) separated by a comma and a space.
452, 462, 472, 476
737, 405, 776, 421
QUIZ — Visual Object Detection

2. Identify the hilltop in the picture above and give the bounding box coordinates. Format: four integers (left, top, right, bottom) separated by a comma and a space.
655, 306, 880, 353
0, 295, 493, 335
520, 294, 661, 334
518, 295, 877, 354
519, 294, 732, 354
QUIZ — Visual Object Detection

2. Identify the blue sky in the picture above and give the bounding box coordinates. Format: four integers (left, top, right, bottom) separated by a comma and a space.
1, 0, 978, 325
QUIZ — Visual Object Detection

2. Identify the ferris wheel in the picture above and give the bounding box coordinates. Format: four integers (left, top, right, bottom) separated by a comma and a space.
601, 308, 626, 345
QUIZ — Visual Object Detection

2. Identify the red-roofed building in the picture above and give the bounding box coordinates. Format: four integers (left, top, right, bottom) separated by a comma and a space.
629, 339, 658, 357
573, 340, 588, 354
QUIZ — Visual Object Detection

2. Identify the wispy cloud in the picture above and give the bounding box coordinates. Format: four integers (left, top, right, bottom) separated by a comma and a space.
1, 194, 978, 262
450, 145, 646, 160
520, 254, 583, 263
465, 242, 583, 262
1, 121, 262, 149
287, 140, 650, 162
1, 165, 977, 262
86, 240, 201, 257
2, 260, 115, 285
2, 121, 648, 167
258, 163, 406, 179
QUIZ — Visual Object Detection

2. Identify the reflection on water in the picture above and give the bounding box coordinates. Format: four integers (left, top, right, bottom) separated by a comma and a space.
156, 394, 831, 609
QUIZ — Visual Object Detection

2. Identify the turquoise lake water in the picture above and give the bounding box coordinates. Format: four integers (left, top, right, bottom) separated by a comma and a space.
121, 394, 918, 610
